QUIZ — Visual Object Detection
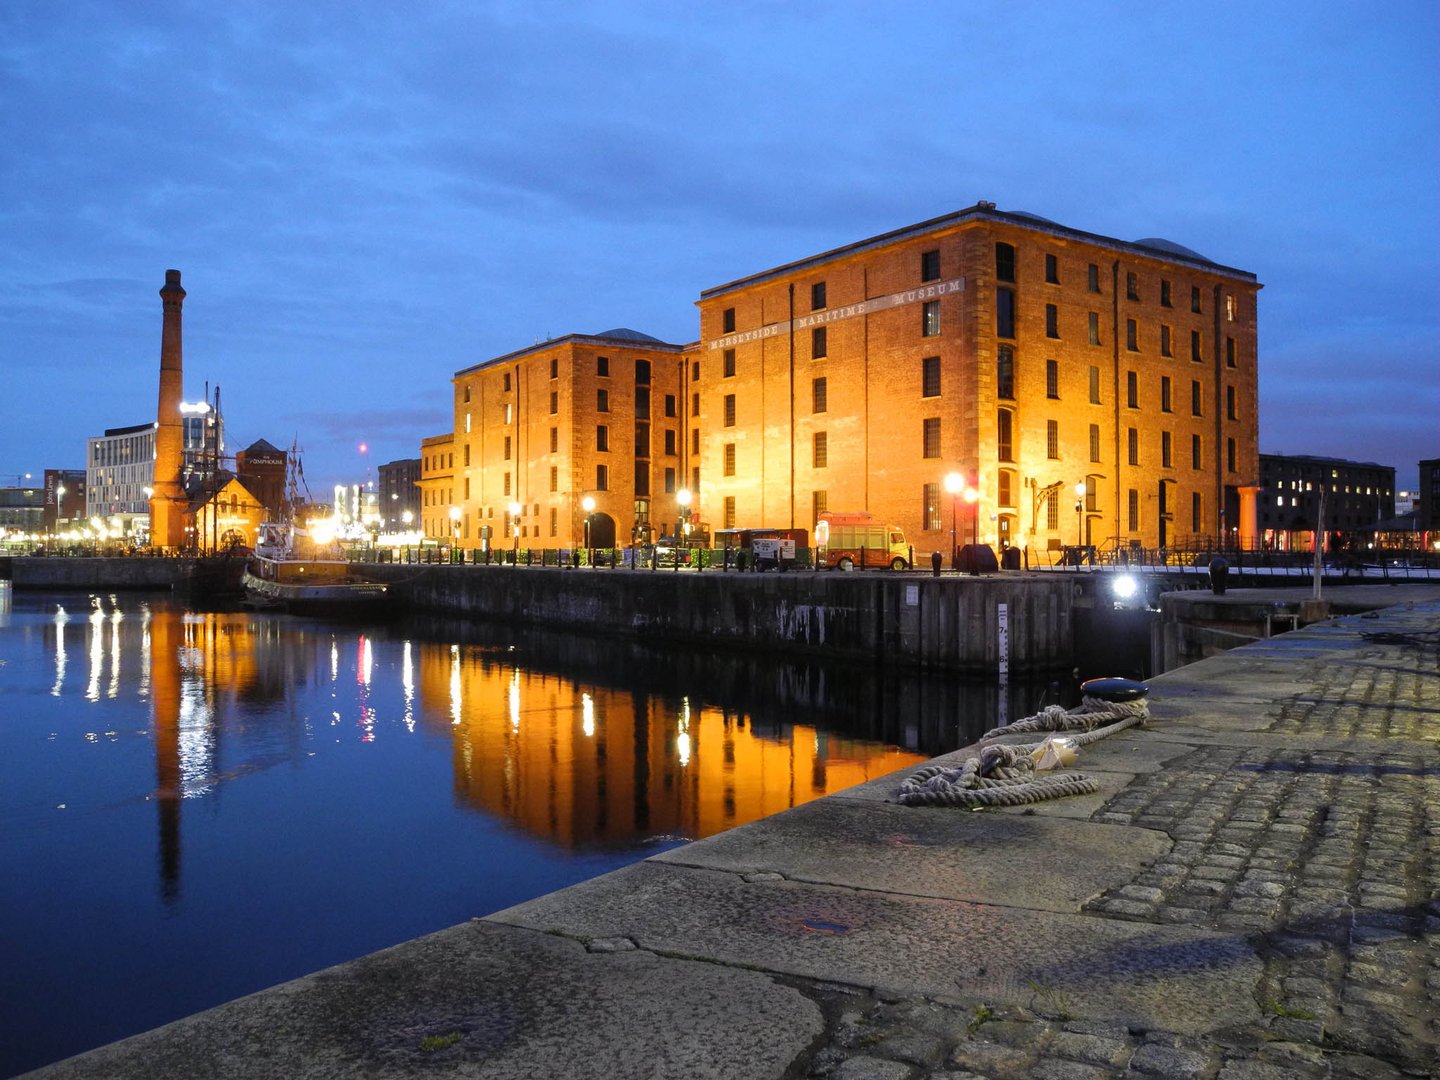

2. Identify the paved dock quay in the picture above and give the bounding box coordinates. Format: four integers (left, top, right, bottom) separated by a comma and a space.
26, 595, 1439, 1079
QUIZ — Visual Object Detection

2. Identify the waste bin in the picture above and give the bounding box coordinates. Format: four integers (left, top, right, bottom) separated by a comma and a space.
1000, 546, 1021, 570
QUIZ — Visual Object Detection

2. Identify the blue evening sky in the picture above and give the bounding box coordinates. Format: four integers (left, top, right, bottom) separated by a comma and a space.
1, 0, 1436, 494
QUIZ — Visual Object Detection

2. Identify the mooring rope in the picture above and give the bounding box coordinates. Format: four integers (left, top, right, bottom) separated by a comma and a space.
895, 694, 1149, 808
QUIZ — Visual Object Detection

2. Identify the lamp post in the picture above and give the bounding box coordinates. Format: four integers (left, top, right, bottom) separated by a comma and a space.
943, 471, 962, 570
448, 505, 461, 563
1074, 481, 1086, 556
581, 495, 595, 566
675, 488, 692, 572
507, 501, 522, 563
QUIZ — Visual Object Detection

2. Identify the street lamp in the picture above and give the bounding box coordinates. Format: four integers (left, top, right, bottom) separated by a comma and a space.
964, 484, 980, 546
448, 505, 461, 561
676, 488, 692, 572
1074, 481, 1087, 554
581, 495, 596, 565
943, 471, 963, 569
507, 500, 522, 563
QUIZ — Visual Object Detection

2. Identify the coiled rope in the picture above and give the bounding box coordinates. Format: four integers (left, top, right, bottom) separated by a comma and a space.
896, 694, 1150, 808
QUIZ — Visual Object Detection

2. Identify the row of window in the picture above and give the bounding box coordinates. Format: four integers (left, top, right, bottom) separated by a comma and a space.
998, 242, 1239, 321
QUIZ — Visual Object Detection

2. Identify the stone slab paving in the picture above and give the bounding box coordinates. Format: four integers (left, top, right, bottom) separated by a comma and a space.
23, 599, 1440, 1079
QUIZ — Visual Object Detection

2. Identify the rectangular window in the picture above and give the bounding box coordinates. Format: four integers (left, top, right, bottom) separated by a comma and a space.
811, 326, 827, 359
550, 465, 558, 492
1045, 303, 1059, 339
995, 243, 1016, 282
1227, 438, 1236, 473
664, 467, 675, 493
1128, 427, 1139, 465
691, 429, 700, 454
596, 464, 609, 491
503, 372, 512, 392
813, 431, 827, 468
691, 392, 700, 417
549, 427, 558, 453
1192, 491, 1202, 531
924, 299, 943, 337
597, 355, 609, 377
921, 249, 940, 282
1160, 324, 1173, 357
922, 417, 941, 458
503, 471, 511, 496
1191, 379, 1203, 416
723, 349, 736, 377
1191, 329, 1203, 362
1192, 434, 1202, 470
550, 358, 559, 379
1191, 287, 1202, 314
1126, 272, 1139, 301
503, 435, 512, 460
597, 388, 609, 412
997, 346, 1015, 400
811, 281, 826, 310
1089, 423, 1101, 463
1226, 294, 1237, 322
1047, 493, 1060, 530
634, 421, 649, 457
596, 425, 608, 452
1126, 319, 1138, 351
1089, 365, 1101, 404
664, 429, 676, 455
1088, 311, 1101, 346
1161, 280, 1172, 308
692, 360, 700, 381
997, 409, 1014, 462
1046, 419, 1059, 459
922, 356, 941, 397
1161, 431, 1173, 468
1128, 489, 1139, 532
723, 443, 736, 476
550, 506, 558, 537
998, 470, 1013, 507
1045, 253, 1059, 284
1046, 359, 1059, 399
1088, 263, 1101, 293
1227, 385, 1237, 420
724, 496, 736, 529
1160, 376, 1172, 412
1127, 371, 1138, 408
923, 482, 941, 530
664, 394, 676, 418
812, 377, 827, 413
1226, 336, 1236, 367
722, 307, 736, 333
464, 444, 471, 466
723, 394, 736, 426
549, 391, 558, 414
812, 489, 828, 522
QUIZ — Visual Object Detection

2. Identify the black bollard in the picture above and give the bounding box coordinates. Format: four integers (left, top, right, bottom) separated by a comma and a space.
931, 550, 942, 577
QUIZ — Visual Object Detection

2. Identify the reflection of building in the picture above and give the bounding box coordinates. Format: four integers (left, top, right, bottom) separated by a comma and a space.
378, 458, 421, 530
1257, 453, 1395, 551
440, 329, 698, 552
414, 642, 924, 847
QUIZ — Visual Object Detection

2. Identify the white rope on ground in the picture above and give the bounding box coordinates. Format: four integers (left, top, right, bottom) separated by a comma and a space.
895, 695, 1150, 808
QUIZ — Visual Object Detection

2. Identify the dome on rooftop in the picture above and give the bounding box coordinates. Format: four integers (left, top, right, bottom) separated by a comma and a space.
1132, 237, 1213, 264
595, 327, 665, 344
1005, 209, 1060, 226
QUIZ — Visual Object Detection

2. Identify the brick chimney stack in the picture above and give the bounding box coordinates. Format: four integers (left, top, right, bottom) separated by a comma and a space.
148, 269, 188, 551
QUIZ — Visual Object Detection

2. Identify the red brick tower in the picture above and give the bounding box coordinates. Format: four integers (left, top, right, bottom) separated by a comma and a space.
148, 269, 189, 550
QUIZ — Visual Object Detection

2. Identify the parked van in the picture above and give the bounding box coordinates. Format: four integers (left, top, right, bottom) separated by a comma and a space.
815, 512, 909, 571
714, 527, 808, 570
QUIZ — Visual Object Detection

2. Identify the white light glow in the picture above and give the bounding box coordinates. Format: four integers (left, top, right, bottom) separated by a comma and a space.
1113, 574, 1138, 599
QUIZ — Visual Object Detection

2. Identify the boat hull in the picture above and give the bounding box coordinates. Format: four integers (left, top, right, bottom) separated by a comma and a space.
241, 565, 389, 615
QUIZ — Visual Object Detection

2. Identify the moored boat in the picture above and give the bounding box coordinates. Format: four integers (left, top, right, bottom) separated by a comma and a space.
242, 522, 389, 615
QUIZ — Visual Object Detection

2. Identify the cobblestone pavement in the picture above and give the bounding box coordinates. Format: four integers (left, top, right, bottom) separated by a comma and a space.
792, 613, 1440, 1078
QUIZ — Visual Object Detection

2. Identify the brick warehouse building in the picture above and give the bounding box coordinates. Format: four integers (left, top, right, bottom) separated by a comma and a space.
442, 329, 698, 553
697, 202, 1261, 557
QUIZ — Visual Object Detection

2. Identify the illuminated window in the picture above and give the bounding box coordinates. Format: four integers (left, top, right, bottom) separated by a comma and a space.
921, 249, 940, 282
723, 349, 736, 377
923, 482, 941, 530
811, 326, 827, 359
1046, 304, 1059, 339
1045, 253, 1059, 284
1088, 312, 1101, 346
924, 299, 943, 337
1046, 359, 1059, 399
1226, 295, 1237, 321
812, 378, 827, 414
922, 356, 941, 398
811, 281, 826, 310
813, 432, 827, 468
922, 417, 941, 458
1046, 420, 1059, 460
723, 443, 735, 476
724, 394, 736, 426
997, 346, 1015, 400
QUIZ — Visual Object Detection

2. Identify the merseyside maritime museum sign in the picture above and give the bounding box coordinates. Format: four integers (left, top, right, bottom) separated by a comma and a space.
708, 277, 965, 351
